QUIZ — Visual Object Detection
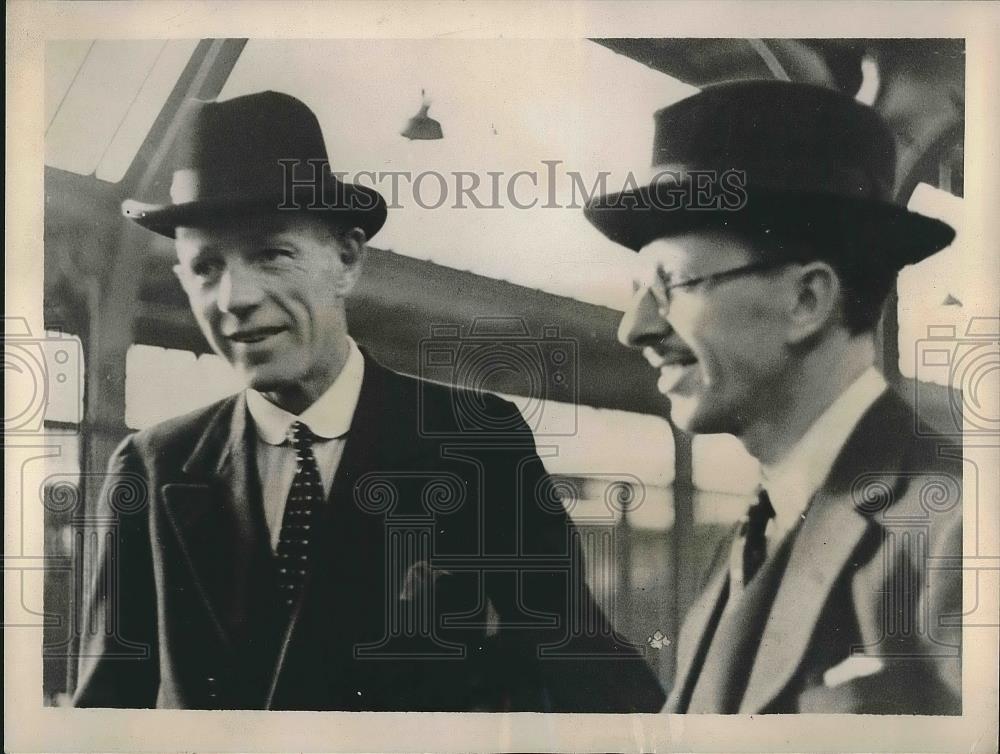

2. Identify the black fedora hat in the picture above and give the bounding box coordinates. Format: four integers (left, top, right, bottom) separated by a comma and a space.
122, 90, 387, 240
583, 81, 954, 267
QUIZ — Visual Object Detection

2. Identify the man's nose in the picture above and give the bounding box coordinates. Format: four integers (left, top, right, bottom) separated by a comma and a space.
216, 263, 263, 316
618, 287, 671, 348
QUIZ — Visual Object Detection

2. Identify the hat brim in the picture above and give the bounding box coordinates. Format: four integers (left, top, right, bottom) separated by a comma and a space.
583, 186, 955, 268
122, 180, 388, 241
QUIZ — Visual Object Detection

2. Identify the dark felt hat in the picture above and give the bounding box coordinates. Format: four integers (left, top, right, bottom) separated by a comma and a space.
122, 90, 387, 240
583, 81, 954, 267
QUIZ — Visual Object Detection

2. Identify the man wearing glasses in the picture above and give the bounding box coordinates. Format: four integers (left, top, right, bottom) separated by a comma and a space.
584, 81, 963, 714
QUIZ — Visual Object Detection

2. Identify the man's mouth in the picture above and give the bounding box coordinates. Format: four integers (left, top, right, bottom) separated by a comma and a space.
643, 347, 699, 394
225, 326, 286, 344
643, 346, 697, 370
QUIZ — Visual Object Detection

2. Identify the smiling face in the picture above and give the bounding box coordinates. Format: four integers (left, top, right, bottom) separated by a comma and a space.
618, 229, 793, 437
174, 215, 364, 410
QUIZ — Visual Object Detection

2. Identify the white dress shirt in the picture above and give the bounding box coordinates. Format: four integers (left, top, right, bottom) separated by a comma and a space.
760, 365, 888, 549
245, 338, 365, 552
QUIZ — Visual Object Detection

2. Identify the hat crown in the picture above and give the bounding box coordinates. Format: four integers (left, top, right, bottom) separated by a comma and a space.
122, 90, 387, 239
649, 81, 896, 201
582, 80, 955, 263
168, 90, 331, 201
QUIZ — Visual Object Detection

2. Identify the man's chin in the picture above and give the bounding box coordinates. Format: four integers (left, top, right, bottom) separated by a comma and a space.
667, 397, 715, 435
240, 366, 296, 395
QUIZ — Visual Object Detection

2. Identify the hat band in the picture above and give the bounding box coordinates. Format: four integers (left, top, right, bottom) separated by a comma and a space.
170, 169, 202, 204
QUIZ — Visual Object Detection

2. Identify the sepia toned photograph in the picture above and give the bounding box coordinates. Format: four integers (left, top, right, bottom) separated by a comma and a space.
6, 2, 999, 752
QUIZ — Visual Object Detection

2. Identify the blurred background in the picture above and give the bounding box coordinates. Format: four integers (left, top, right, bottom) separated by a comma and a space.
38, 37, 977, 704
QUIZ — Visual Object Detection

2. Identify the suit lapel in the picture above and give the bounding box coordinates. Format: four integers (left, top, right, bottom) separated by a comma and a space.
667, 547, 731, 711
738, 392, 910, 712
162, 395, 273, 651
686, 531, 794, 712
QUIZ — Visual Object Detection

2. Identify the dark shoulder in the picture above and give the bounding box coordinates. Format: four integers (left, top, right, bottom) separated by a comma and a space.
865, 389, 960, 462
124, 394, 240, 459
873, 389, 963, 533
880, 388, 964, 478
373, 362, 527, 436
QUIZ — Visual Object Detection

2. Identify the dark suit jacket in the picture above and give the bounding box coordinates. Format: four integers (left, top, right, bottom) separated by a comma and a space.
73, 355, 665, 711
668, 390, 962, 714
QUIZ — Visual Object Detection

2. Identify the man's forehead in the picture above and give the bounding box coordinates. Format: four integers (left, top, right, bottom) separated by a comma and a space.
637, 228, 758, 270
175, 214, 327, 250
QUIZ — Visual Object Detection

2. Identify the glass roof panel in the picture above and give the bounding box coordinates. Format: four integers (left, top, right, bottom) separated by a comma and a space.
96, 39, 200, 182
45, 40, 93, 130
45, 39, 197, 182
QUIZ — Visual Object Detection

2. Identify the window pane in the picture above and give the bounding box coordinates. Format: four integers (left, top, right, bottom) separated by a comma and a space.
43, 330, 84, 425
125, 345, 241, 429
495, 395, 674, 528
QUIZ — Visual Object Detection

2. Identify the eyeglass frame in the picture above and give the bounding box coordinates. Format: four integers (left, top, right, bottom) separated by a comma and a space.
644, 259, 793, 315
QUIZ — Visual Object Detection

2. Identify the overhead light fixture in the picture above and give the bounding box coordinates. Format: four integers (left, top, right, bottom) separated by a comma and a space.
401, 89, 443, 141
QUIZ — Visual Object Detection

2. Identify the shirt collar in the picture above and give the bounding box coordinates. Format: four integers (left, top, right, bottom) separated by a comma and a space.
761, 365, 887, 529
245, 338, 365, 445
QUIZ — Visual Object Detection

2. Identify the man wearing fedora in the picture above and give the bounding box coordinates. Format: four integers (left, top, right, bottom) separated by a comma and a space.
73, 91, 665, 711
585, 81, 962, 714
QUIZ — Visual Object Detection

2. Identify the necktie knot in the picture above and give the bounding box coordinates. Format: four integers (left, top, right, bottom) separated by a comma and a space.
288, 421, 316, 452
747, 487, 776, 529
739, 487, 776, 586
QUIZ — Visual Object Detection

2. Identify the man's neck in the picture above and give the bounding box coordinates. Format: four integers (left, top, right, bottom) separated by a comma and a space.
741, 333, 877, 466
263, 336, 351, 416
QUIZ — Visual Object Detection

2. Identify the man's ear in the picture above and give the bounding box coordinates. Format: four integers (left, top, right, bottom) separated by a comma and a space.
339, 227, 367, 266
333, 227, 367, 295
787, 260, 841, 343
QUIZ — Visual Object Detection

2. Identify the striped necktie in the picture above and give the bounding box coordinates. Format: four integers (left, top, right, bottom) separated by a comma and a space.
275, 421, 322, 615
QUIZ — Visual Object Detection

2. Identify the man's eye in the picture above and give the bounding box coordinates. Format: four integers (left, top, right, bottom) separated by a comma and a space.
257, 248, 291, 263
191, 259, 222, 278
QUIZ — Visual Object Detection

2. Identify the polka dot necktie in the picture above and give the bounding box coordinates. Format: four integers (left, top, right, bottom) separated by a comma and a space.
276, 421, 322, 615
